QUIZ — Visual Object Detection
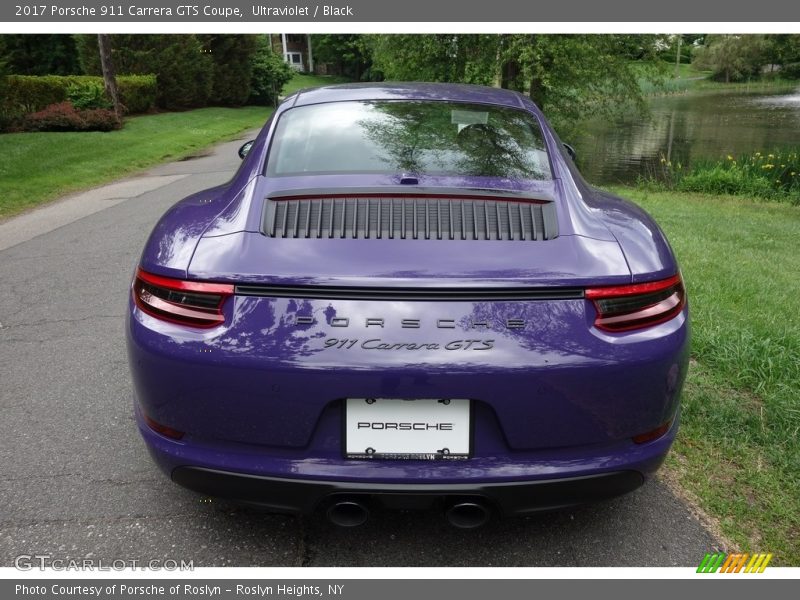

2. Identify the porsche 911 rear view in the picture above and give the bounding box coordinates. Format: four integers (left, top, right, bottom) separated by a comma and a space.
127, 83, 689, 527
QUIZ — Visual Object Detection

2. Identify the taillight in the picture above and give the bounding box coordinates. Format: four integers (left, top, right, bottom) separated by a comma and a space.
586, 274, 686, 332
132, 267, 233, 328
632, 419, 673, 444
143, 412, 185, 440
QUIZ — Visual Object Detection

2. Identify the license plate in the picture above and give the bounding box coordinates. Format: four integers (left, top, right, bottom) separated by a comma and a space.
344, 398, 471, 460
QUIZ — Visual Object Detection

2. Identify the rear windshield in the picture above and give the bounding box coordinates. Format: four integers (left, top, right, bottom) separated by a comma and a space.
266, 100, 551, 180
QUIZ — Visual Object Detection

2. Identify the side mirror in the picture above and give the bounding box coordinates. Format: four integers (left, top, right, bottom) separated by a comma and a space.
238, 140, 255, 160
563, 143, 577, 162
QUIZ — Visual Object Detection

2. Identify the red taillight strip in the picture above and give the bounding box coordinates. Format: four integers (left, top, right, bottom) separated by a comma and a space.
632, 419, 673, 444
143, 413, 185, 440
585, 274, 682, 299
586, 273, 686, 332
594, 295, 684, 332
135, 267, 234, 295
136, 291, 225, 326
133, 268, 234, 328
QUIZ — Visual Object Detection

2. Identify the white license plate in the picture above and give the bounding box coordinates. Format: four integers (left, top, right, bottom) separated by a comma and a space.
344, 398, 471, 460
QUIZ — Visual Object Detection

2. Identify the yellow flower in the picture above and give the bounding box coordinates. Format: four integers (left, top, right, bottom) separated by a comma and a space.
755, 152, 761, 156
727, 155, 734, 161
792, 172, 797, 176
768, 154, 775, 159
660, 157, 666, 164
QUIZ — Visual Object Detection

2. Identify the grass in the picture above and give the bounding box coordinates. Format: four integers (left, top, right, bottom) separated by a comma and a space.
636, 61, 798, 95
607, 186, 800, 564
641, 149, 800, 205
0, 71, 355, 220
283, 72, 352, 95
0, 106, 273, 220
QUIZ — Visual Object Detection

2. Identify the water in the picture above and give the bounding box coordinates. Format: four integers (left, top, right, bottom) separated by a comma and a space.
570, 87, 800, 185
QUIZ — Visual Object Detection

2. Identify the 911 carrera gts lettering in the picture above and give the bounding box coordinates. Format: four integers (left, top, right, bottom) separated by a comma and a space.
323, 338, 495, 351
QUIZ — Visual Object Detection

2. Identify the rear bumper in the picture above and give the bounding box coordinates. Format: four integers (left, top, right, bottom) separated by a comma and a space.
171, 466, 644, 516
136, 401, 676, 515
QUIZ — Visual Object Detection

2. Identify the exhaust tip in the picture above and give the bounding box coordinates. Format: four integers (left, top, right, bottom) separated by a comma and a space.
445, 501, 491, 529
326, 499, 369, 527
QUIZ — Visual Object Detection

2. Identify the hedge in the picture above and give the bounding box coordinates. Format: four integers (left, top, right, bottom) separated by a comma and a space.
23, 102, 122, 132
1, 74, 157, 117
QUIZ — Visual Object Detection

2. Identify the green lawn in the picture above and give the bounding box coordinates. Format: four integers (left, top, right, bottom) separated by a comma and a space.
0, 106, 273, 220
636, 61, 798, 95
673, 62, 713, 80
283, 72, 352, 95
609, 186, 800, 564
0, 72, 355, 220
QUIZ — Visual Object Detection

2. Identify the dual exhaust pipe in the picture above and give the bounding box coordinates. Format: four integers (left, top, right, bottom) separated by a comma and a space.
325, 498, 492, 529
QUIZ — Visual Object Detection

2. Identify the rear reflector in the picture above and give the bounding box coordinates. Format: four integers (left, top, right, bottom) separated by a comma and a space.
586, 274, 686, 332
632, 420, 673, 444
133, 268, 233, 328
143, 413, 185, 440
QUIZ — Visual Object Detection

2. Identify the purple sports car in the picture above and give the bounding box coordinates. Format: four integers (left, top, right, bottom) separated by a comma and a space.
127, 83, 688, 528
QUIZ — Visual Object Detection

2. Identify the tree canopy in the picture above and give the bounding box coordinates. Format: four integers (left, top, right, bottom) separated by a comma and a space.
310, 34, 373, 80
366, 34, 666, 128
2, 35, 81, 76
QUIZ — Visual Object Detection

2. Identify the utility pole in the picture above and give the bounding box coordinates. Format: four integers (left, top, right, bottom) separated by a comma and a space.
97, 34, 122, 117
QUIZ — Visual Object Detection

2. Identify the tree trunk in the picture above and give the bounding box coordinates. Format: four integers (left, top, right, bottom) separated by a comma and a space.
97, 34, 122, 117
529, 75, 546, 108
500, 60, 523, 92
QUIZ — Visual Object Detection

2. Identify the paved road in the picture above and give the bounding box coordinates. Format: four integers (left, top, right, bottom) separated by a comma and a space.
0, 133, 720, 567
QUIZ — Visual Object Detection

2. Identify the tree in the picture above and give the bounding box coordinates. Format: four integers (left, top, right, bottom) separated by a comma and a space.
198, 35, 258, 106
97, 35, 122, 117
767, 34, 800, 78
693, 35, 769, 83
0, 38, 8, 129
367, 34, 664, 128
1, 34, 80, 75
75, 34, 213, 110
367, 34, 497, 86
249, 36, 294, 106
309, 35, 372, 80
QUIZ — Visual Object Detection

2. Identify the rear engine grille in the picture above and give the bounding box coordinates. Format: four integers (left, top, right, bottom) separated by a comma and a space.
262, 196, 559, 241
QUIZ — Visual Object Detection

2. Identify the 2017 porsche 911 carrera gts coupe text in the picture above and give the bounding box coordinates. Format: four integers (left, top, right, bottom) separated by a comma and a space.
127, 83, 689, 528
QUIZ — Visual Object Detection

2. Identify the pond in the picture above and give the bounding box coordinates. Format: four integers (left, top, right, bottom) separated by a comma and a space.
570, 86, 800, 185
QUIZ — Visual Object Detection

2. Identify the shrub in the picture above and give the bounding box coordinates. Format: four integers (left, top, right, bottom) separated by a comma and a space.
642, 149, 800, 205
118, 74, 157, 114
23, 102, 121, 132
67, 80, 112, 110
199, 35, 257, 106
1, 75, 69, 116
75, 34, 213, 110
249, 37, 294, 106
782, 62, 800, 79
79, 107, 123, 132
1, 74, 156, 119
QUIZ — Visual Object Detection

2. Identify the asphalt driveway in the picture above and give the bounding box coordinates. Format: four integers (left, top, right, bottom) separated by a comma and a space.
0, 132, 721, 567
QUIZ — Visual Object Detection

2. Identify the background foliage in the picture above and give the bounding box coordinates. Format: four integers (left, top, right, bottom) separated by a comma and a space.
366, 34, 666, 130
249, 36, 294, 106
